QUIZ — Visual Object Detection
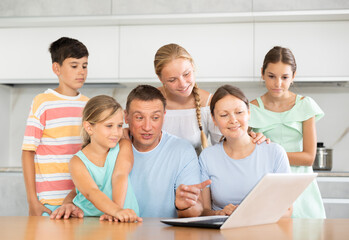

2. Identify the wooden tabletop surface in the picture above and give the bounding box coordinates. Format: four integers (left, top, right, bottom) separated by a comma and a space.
1, 216, 349, 240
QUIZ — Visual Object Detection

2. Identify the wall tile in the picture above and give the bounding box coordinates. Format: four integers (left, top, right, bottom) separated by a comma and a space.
112, 0, 252, 15
0, 86, 10, 166
0, 173, 28, 216
0, 0, 112, 17
253, 0, 349, 12
7, 84, 349, 173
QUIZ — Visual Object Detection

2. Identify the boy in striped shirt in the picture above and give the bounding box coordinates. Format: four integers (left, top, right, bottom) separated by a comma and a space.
22, 37, 89, 216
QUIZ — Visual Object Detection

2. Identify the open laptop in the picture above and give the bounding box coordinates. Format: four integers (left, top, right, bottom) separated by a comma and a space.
161, 173, 317, 229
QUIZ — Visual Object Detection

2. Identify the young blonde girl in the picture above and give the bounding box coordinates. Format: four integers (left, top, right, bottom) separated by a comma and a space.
249, 46, 326, 218
154, 43, 266, 154
70, 95, 141, 222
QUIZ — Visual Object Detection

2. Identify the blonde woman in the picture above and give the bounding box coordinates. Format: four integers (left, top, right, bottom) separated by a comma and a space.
154, 43, 266, 154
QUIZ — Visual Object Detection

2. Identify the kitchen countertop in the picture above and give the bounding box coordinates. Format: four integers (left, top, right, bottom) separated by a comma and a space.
1, 167, 349, 177
1, 217, 349, 240
0, 167, 22, 173
315, 171, 349, 177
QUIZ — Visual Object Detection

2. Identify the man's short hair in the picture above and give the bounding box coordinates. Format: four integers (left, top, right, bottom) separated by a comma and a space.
49, 37, 89, 65
126, 85, 167, 112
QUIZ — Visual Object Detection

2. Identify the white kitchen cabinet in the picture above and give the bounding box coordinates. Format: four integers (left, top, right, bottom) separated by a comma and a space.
317, 176, 349, 218
119, 23, 254, 82
0, 27, 119, 84
254, 21, 349, 81
112, 0, 252, 15
0, 0, 111, 17
253, 0, 349, 12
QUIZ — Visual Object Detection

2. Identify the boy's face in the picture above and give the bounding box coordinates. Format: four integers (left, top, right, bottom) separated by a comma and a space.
53, 57, 88, 92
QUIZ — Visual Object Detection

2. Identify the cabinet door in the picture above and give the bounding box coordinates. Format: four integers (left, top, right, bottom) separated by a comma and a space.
0, 27, 119, 84
253, 0, 349, 12
0, 0, 110, 17
119, 23, 254, 82
113, 0, 252, 15
254, 21, 349, 81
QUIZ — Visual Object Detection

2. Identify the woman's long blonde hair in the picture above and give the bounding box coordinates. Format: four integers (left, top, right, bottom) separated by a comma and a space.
81, 95, 122, 149
154, 43, 208, 149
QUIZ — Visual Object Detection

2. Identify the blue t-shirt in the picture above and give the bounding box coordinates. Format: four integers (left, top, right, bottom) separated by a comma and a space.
130, 131, 201, 218
199, 142, 290, 211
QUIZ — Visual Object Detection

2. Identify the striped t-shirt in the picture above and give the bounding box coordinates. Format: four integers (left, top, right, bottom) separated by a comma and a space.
22, 89, 89, 205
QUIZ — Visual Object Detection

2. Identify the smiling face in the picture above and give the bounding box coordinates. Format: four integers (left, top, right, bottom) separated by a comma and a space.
212, 95, 250, 140
262, 61, 295, 98
125, 99, 165, 152
53, 57, 88, 95
86, 109, 124, 150
159, 58, 195, 98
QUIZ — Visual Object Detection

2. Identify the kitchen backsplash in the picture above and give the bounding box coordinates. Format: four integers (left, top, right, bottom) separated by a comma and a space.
2, 82, 349, 171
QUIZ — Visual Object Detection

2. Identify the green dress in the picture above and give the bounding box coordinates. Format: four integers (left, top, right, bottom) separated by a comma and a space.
73, 144, 139, 216
249, 95, 326, 218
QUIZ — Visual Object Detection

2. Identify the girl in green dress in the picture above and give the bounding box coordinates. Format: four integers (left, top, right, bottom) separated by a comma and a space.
249, 46, 326, 218
70, 95, 141, 222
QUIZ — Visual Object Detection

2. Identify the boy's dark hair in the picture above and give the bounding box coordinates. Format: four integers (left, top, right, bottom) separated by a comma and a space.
126, 85, 167, 113
49, 37, 89, 65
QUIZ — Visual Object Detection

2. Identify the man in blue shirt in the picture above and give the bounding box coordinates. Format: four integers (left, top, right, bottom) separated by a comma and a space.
51, 85, 210, 219
124, 85, 210, 218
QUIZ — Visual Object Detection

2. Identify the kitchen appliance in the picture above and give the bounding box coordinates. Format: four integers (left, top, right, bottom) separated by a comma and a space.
313, 142, 332, 171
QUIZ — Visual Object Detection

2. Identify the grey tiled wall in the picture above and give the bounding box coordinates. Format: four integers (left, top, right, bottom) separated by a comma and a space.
0, 173, 28, 216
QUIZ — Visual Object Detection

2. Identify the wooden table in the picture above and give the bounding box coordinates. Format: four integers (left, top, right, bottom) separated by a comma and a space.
1, 217, 349, 240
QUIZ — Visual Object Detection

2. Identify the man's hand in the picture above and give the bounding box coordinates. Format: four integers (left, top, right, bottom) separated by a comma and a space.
29, 200, 52, 216
249, 131, 270, 144
215, 204, 238, 216
50, 203, 84, 220
175, 180, 211, 211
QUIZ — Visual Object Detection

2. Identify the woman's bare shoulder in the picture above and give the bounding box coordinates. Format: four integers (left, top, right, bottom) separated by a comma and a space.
250, 99, 259, 107
198, 88, 211, 106
157, 86, 165, 94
